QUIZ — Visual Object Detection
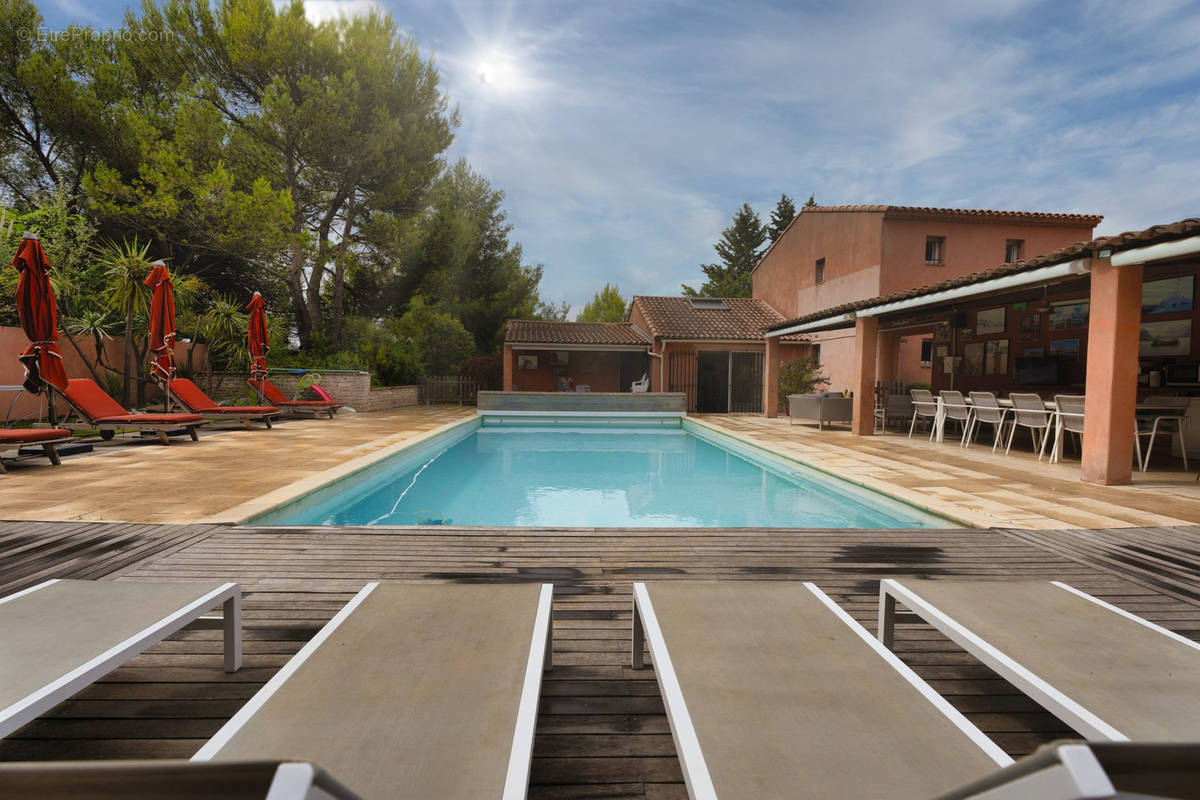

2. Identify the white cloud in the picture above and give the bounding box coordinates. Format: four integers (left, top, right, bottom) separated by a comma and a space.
278, 0, 382, 23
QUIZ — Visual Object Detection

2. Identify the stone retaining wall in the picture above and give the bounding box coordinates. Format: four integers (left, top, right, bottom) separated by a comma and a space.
205, 371, 418, 411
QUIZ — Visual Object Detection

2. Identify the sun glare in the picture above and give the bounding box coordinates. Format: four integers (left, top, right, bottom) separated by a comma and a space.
474, 50, 522, 93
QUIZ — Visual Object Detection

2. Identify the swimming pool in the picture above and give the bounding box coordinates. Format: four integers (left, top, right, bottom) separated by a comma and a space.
252, 416, 947, 528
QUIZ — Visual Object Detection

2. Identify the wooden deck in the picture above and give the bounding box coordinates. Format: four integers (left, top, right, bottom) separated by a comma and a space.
1, 521, 1199, 799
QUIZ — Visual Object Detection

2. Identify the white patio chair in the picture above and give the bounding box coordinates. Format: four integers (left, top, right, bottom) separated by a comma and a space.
1047, 395, 1085, 464
1005, 393, 1053, 458
965, 392, 1010, 452
939, 390, 972, 446
908, 389, 939, 439
1136, 396, 1189, 472
630, 373, 649, 393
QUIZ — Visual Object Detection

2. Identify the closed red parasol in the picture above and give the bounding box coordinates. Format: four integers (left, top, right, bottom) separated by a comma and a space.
144, 261, 176, 411
13, 234, 69, 423
247, 291, 269, 404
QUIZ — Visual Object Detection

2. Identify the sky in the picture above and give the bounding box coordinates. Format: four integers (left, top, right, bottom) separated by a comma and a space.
35, 0, 1200, 313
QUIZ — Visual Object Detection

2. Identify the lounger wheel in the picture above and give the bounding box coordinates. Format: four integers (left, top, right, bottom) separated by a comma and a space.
99, 430, 115, 441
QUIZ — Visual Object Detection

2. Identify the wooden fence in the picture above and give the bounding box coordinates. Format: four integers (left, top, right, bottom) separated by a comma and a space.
420, 376, 478, 405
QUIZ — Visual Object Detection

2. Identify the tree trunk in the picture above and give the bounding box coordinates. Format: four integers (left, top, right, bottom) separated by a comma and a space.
60, 331, 107, 386
331, 198, 358, 347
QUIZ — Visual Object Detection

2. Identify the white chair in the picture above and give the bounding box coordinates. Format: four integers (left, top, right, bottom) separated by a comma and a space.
939, 390, 972, 446
1046, 395, 1085, 464
908, 389, 939, 439
965, 391, 1010, 452
1005, 393, 1053, 458
1136, 396, 1189, 472
630, 373, 649, 393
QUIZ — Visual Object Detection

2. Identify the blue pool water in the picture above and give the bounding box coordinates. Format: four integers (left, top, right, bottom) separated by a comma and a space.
254, 418, 947, 528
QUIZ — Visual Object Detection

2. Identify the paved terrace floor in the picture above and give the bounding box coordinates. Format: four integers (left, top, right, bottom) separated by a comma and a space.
2, 406, 1199, 528
1, 520, 1199, 800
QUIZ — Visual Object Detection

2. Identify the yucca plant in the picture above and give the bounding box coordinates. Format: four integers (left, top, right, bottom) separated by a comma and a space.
63, 309, 117, 386
96, 238, 154, 406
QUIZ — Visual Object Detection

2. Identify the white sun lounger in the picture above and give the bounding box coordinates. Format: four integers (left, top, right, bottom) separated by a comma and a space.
935, 741, 1200, 800
631, 581, 1012, 799
193, 582, 554, 799
0, 759, 359, 800
878, 579, 1200, 742
0, 578, 242, 740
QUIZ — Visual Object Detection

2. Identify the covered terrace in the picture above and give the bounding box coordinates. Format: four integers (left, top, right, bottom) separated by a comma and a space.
503, 320, 652, 393
764, 218, 1200, 486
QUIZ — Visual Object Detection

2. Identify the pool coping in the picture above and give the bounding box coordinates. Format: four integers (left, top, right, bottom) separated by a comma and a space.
203, 415, 480, 525
684, 417, 989, 529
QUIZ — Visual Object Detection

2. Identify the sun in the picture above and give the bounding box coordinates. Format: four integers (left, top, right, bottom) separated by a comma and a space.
474, 50, 522, 93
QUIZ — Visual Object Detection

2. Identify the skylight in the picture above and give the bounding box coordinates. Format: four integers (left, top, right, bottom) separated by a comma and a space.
689, 298, 730, 310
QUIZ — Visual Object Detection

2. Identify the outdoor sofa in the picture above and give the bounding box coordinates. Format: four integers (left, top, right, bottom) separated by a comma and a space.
168, 378, 280, 429
630, 581, 1011, 798
1, 579, 241, 740
0, 428, 73, 473
52, 378, 206, 444
787, 391, 854, 429
193, 582, 554, 799
878, 579, 1200, 741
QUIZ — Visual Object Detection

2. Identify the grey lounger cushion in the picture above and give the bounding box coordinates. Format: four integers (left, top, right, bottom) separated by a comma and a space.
0, 759, 359, 800
632, 581, 1010, 799
0, 579, 241, 739
195, 582, 553, 800
880, 579, 1200, 741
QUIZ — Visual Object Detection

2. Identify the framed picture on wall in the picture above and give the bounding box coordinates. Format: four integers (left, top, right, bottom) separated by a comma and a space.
1139, 319, 1192, 357
976, 307, 1006, 336
517, 355, 538, 370
985, 339, 1009, 375
963, 342, 985, 377
1050, 301, 1089, 330
1049, 338, 1080, 363
1141, 275, 1194, 315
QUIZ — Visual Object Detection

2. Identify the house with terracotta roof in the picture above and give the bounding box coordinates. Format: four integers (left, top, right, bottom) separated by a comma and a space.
754, 205, 1102, 392
503, 296, 807, 412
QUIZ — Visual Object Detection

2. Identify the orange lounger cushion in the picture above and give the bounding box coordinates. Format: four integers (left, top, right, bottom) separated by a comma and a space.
0, 429, 71, 444
92, 413, 205, 425
250, 378, 338, 407
63, 378, 135, 421
170, 379, 277, 415
202, 406, 278, 415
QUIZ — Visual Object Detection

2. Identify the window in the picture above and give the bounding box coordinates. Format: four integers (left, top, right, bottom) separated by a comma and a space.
1005, 239, 1024, 263
815, 258, 826, 284
920, 339, 933, 367
925, 236, 944, 264
688, 298, 730, 310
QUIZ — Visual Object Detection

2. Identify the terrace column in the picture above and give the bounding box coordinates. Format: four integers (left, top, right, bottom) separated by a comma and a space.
503, 344, 514, 391
851, 316, 878, 436
1081, 257, 1142, 486
876, 330, 900, 383
764, 335, 781, 418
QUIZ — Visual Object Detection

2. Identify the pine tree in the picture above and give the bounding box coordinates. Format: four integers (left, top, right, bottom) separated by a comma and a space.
681, 203, 766, 298
805, 193, 817, 207
768, 194, 797, 243
576, 283, 628, 322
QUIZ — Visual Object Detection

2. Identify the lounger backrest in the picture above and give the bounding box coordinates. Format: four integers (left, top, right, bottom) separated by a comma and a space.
1054, 395, 1086, 434
251, 378, 289, 405
968, 392, 1005, 424
169, 379, 218, 412
1008, 393, 1049, 427
64, 378, 128, 420
940, 390, 969, 420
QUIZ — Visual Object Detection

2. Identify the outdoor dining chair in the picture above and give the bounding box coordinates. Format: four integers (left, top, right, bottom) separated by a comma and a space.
908, 388, 939, 438
1046, 394, 1085, 464
938, 390, 972, 446
1005, 392, 1053, 458
1136, 396, 1189, 472
964, 391, 1010, 452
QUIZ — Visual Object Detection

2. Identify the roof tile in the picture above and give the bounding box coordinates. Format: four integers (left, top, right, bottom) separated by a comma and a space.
505, 320, 651, 346
633, 296, 803, 340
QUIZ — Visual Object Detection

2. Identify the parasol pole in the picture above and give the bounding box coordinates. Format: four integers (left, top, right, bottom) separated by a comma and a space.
23, 232, 57, 426
150, 260, 173, 413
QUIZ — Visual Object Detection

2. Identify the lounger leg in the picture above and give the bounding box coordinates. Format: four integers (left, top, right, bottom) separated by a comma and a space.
264, 415, 273, 430
631, 597, 646, 670
0, 457, 6, 474
878, 589, 897, 649
156, 429, 170, 445
1180, 420, 1189, 471
188, 425, 200, 442
223, 593, 243, 672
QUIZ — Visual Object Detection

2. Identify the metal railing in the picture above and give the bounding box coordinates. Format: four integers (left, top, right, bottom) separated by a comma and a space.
420, 376, 478, 405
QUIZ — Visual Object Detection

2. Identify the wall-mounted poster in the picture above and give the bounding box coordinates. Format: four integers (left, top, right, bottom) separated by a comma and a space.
517, 355, 538, 370
985, 339, 1009, 375
1049, 338, 1080, 363
1050, 301, 1089, 330
976, 307, 1006, 336
963, 342, 985, 377
1139, 319, 1192, 357
1141, 276, 1194, 316
936, 345, 949, 357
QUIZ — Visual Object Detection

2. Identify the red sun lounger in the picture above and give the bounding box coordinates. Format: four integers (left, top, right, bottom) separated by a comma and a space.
168, 378, 279, 429
54, 378, 206, 444
247, 378, 339, 419
0, 428, 73, 473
